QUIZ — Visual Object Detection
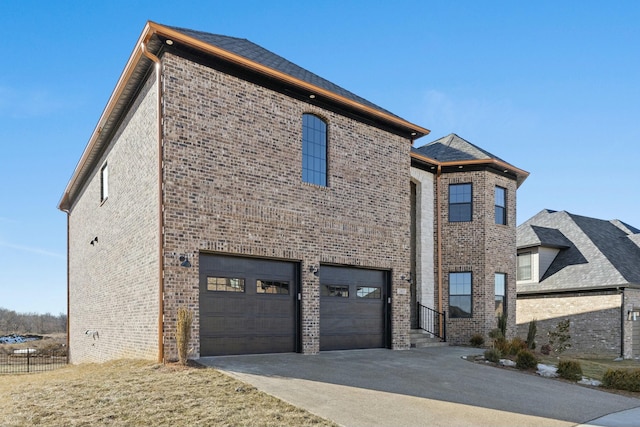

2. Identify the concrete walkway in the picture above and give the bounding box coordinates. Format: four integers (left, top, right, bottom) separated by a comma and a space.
199, 347, 640, 427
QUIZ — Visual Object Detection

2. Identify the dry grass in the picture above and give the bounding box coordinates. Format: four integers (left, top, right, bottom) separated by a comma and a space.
0, 334, 67, 355
0, 359, 337, 427
538, 355, 640, 381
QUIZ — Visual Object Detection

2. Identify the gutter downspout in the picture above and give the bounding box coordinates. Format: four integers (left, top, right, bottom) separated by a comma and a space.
436, 165, 443, 338
620, 288, 625, 359
63, 209, 70, 363
141, 38, 165, 364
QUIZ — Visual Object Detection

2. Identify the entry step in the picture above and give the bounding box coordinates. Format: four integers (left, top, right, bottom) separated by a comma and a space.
409, 329, 447, 348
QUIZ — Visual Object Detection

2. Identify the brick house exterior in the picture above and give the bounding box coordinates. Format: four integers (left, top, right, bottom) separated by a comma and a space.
59, 22, 528, 362
411, 134, 528, 345
516, 209, 640, 358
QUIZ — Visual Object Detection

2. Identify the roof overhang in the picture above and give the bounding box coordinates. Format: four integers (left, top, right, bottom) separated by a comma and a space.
410, 151, 530, 188
517, 284, 635, 297
59, 21, 430, 211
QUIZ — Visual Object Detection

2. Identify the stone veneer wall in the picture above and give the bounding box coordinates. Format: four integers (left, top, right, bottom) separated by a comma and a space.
437, 170, 517, 344
67, 71, 159, 363
410, 168, 435, 316
160, 53, 412, 360
516, 291, 622, 357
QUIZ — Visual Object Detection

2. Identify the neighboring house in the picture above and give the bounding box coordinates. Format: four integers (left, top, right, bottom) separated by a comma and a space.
516, 209, 640, 358
58, 21, 527, 363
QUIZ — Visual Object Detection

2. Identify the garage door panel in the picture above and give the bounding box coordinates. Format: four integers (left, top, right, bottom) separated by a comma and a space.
320, 265, 388, 351
199, 337, 295, 357
199, 254, 298, 356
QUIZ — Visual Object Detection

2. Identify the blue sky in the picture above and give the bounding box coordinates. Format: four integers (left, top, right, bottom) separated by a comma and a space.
1, 1, 639, 314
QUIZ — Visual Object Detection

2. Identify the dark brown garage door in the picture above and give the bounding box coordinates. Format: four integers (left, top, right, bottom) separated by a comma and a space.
320, 265, 389, 351
199, 254, 299, 356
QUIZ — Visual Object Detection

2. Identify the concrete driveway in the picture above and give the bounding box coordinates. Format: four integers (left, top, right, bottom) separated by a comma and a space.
199, 346, 640, 427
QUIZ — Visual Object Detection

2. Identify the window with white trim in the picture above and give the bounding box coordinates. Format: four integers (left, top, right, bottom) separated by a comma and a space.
100, 163, 109, 203
517, 252, 532, 281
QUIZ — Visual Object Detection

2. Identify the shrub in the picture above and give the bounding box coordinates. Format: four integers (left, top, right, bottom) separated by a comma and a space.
470, 333, 485, 347
515, 349, 538, 370
507, 337, 528, 356
484, 348, 502, 363
526, 319, 537, 350
488, 328, 503, 342
602, 368, 640, 392
557, 360, 583, 381
176, 307, 193, 365
497, 313, 507, 337
540, 344, 552, 355
548, 319, 571, 354
488, 328, 508, 354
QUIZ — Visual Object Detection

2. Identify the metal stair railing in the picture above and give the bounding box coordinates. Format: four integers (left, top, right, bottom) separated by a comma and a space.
417, 302, 446, 341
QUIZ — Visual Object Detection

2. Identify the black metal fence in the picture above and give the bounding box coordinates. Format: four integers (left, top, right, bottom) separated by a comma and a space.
417, 302, 446, 341
0, 352, 67, 374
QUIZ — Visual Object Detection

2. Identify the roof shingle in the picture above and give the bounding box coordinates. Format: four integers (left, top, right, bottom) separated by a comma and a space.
517, 209, 640, 293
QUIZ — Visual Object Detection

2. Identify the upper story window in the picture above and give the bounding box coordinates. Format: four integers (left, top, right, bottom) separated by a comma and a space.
449, 183, 472, 222
449, 272, 472, 318
495, 186, 506, 225
517, 252, 532, 281
100, 162, 109, 203
302, 113, 327, 186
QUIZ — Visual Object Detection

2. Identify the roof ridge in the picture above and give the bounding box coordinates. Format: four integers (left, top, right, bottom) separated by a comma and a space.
164, 23, 402, 120
166, 24, 249, 43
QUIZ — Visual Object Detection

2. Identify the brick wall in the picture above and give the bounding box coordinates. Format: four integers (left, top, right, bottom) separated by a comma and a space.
67, 71, 159, 363
437, 170, 517, 344
622, 288, 640, 359
516, 292, 622, 357
160, 53, 412, 360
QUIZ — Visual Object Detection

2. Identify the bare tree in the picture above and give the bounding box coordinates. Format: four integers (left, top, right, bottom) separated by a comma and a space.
0, 308, 67, 335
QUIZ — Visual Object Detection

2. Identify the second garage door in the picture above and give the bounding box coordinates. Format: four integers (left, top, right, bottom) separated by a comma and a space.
320, 265, 389, 351
199, 254, 299, 356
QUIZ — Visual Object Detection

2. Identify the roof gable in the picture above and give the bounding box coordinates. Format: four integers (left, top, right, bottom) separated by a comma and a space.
517, 209, 640, 292
518, 225, 572, 249
168, 26, 396, 119
59, 21, 429, 211
413, 133, 506, 163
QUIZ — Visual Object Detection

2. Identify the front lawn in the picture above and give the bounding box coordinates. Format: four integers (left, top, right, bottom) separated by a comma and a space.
0, 359, 337, 427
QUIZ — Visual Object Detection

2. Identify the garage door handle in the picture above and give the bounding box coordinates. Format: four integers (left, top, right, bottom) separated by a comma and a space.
298, 293, 301, 301
388, 297, 391, 304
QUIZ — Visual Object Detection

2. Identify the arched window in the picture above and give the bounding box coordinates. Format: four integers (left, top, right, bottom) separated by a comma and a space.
302, 114, 327, 186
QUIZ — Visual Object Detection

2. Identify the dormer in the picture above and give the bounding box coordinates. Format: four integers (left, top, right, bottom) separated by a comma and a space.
516, 225, 571, 284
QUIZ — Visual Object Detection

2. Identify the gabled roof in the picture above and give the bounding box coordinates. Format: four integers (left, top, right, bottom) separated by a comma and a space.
518, 225, 572, 249
413, 133, 506, 163
410, 133, 529, 187
168, 25, 398, 119
59, 21, 430, 211
517, 209, 640, 294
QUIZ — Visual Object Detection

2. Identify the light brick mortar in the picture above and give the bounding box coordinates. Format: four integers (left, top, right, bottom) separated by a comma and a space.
516, 292, 623, 357
160, 53, 412, 359
436, 170, 517, 344
67, 71, 159, 363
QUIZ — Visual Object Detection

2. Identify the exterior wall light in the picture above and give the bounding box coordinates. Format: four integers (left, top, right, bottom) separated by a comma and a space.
179, 255, 191, 268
